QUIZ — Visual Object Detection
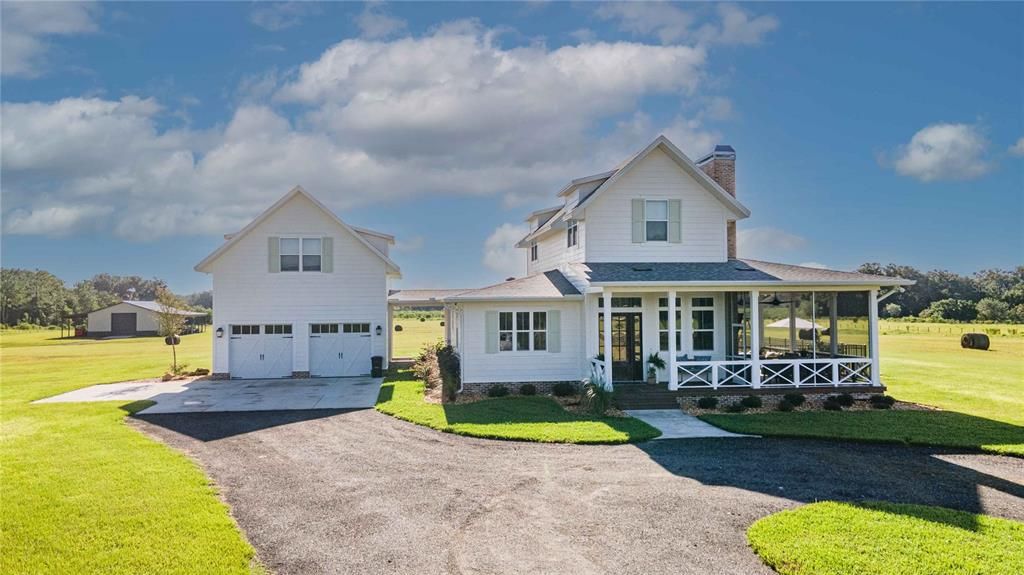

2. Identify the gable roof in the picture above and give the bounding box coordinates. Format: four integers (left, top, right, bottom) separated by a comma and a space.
577, 259, 913, 287
388, 289, 470, 305
194, 186, 401, 275
88, 300, 207, 317
445, 270, 582, 301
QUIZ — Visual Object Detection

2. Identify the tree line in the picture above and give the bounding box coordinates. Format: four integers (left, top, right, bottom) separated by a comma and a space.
857, 263, 1024, 322
0, 269, 211, 327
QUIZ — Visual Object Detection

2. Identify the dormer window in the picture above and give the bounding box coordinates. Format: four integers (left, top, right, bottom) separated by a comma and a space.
530, 241, 538, 262
566, 219, 578, 247
645, 200, 668, 242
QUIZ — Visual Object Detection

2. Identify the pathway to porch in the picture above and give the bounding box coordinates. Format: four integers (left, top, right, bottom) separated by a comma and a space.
625, 409, 753, 439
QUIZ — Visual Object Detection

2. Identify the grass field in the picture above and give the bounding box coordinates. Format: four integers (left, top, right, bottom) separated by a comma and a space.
392, 319, 444, 358
0, 330, 261, 574
703, 323, 1024, 456
376, 370, 661, 444
747, 501, 1024, 575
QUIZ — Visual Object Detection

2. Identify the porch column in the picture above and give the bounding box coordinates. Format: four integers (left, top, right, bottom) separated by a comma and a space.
602, 288, 613, 389
829, 292, 838, 357
667, 290, 678, 390
869, 289, 881, 386
788, 299, 797, 352
750, 289, 761, 388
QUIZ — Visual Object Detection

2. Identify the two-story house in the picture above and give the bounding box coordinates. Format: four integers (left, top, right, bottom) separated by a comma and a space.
195, 187, 400, 379
442, 135, 912, 396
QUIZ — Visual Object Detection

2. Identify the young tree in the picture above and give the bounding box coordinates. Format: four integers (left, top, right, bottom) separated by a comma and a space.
883, 303, 902, 318
976, 298, 1010, 322
155, 289, 188, 373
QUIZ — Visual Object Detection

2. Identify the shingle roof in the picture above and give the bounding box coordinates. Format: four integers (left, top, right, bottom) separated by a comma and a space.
578, 259, 912, 286
446, 270, 582, 301
388, 289, 470, 304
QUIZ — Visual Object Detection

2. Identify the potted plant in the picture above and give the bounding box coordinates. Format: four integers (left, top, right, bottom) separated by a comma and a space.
646, 353, 666, 384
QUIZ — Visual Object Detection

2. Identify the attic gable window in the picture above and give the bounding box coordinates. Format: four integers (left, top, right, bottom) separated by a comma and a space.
530, 241, 538, 262
567, 219, 578, 247
645, 200, 668, 242
280, 237, 321, 272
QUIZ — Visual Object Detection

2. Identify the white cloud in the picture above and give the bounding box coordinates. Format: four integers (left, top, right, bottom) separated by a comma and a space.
249, 2, 318, 31
596, 2, 777, 46
736, 227, 806, 260
705, 96, 734, 121
1, 2, 99, 77
3, 205, 112, 236
355, 2, 407, 39
483, 223, 529, 279
1009, 137, 1024, 157
393, 235, 424, 252
890, 123, 992, 182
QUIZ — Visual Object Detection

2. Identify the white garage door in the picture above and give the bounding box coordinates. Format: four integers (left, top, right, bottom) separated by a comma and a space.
309, 322, 372, 377
229, 324, 293, 379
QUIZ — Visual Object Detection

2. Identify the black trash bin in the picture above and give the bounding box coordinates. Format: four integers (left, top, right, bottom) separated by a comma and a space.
371, 355, 384, 378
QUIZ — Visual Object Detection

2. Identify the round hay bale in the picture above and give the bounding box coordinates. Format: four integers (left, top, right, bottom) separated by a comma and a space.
961, 333, 989, 350
394, 324, 403, 332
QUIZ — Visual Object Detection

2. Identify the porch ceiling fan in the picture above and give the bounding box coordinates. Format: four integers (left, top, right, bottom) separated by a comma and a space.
760, 292, 791, 307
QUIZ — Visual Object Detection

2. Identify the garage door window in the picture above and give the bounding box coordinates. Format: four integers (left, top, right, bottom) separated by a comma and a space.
342, 323, 370, 333
264, 324, 292, 335
232, 325, 260, 335
311, 323, 339, 334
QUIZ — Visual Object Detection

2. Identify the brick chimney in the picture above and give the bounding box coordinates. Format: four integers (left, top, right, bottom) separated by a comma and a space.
697, 145, 737, 259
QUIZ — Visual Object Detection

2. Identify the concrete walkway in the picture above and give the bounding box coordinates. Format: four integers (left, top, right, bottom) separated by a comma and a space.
35, 376, 383, 414
625, 409, 754, 439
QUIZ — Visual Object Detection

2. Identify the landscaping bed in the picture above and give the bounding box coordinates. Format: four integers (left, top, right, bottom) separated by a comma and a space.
748, 501, 1024, 575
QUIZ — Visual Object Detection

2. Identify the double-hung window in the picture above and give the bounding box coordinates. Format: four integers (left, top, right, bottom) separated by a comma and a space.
530, 241, 538, 262
645, 200, 669, 241
658, 297, 682, 352
280, 237, 322, 272
691, 297, 715, 351
566, 219, 578, 248
498, 311, 547, 352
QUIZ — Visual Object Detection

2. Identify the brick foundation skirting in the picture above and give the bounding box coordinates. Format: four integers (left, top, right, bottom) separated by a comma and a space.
291, 371, 311, 378
461, 381, 581, 395
210, 372, 230, 380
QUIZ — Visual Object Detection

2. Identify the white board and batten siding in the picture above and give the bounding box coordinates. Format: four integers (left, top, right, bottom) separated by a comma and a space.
583, 148, 730, 263
207, 193, 389, 376
458, 301, 585, 385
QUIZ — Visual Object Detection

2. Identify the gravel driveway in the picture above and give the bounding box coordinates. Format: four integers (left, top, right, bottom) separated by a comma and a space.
133, 409, 1024, 575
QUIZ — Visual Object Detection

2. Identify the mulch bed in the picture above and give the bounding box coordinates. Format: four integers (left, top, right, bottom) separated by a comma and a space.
682, 399, 936, 416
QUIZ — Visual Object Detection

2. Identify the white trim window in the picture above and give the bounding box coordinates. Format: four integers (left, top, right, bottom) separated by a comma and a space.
658, 297, 682, 352
530, 241, 538, 262
498, 311, 547, 352
566, 219, 578, 248
280, 237, 322, 272
645, 200, 668, 242
691, 297, 715, 352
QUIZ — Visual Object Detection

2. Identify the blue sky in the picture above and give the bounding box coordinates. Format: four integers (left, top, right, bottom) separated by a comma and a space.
2, 1, 1021, 294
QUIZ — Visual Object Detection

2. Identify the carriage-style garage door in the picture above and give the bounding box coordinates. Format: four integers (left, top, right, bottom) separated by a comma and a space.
309, 323, 372, 377
229, 324, 293, 379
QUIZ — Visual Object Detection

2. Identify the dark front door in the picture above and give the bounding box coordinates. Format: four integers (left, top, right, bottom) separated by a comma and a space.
110, 312, 137, 336
600, 312, 643, 382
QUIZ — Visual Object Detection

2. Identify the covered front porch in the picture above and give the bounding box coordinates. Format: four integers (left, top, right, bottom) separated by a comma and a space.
585, 286, 884, 391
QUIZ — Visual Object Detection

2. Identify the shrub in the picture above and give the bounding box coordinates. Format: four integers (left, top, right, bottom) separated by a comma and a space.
552, 382, 576, 397
740, 395, 763, 409
419, 317, 426, 322
777, 399, 795, 412
723, 403, 746, 413
834, 393, 856, 407
823, 399, 842, 411
436, 345, 461, 402
580, 382, 614, 416
519, 384, 537, 396
413, 343, 442, 388
869, 394, 896, 408
782, 392, 806, 406
696, 396, 719, 409
487, 385, 510, 398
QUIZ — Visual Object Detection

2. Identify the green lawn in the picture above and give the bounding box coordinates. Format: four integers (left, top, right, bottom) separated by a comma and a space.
703, 326, 1024, 456
376, 370, 661, 444
747, 501, 1024, 575
1, 330, 261, 574
391, 319, 444, 358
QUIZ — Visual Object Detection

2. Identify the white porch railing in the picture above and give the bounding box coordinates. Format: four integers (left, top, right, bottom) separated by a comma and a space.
677, 358, 875, 389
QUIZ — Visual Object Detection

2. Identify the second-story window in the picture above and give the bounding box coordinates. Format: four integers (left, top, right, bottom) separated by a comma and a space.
567, 219, 578, 247
645, 200, 668, 242
530, 241, 538, 262
280, 237, 322, 272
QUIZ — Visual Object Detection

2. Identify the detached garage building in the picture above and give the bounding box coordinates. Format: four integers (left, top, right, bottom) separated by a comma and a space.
194, 186, 401, 379
87, 301, 206, 337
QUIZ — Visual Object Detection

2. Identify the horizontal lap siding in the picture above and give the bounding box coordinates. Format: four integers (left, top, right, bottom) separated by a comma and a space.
585, 148, 729, 262
210, 194, 388, 374
459, 301, 585, 384
527, 221, 585, 276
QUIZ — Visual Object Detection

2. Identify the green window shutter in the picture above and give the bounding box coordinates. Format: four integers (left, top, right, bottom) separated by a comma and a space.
485, 311, 498, 354
547, 310, 561, 353
321, 237, 333, 273
631, 199, 645, 243
668, 199, 682, 243
268, 237, 280, 273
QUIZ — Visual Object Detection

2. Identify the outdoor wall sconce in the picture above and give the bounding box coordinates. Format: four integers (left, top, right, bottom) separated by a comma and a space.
215, 327, 224, 338
375, 325, 383, 336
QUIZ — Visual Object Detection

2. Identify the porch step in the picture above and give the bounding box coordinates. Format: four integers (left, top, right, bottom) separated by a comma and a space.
614, 385, 684, 410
